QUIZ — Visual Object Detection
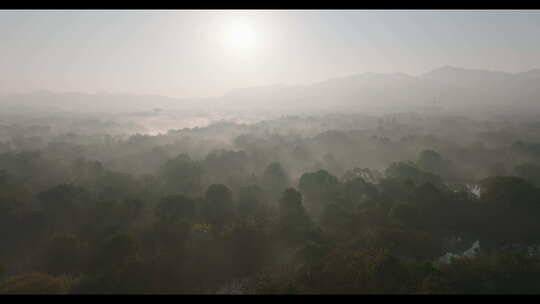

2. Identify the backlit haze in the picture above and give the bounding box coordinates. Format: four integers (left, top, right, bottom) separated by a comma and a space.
3, 10, 540, 98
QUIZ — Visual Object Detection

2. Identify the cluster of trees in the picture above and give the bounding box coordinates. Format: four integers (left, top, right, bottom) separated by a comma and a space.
3, 113, 540, 293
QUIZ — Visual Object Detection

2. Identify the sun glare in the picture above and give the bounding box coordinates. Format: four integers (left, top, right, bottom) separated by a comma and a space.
224, 21, 257, 51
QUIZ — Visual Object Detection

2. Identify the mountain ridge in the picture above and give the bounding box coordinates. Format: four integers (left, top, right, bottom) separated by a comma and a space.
3, 66, 540, 116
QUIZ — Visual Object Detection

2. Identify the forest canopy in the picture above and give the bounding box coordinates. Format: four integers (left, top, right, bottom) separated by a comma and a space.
3, 111, 540, 294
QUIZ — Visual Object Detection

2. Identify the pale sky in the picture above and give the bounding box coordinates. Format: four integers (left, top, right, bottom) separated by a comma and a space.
2, 10, 540, 98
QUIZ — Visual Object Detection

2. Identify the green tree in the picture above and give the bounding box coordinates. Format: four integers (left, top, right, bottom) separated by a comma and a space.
298, 170, 341, 218
155, 194, 195, 223
262, 162, 290, 202
0, 272, 71, 294
201, 184, 235, 231
278, 188, 312, 242
158, 153, 202, 196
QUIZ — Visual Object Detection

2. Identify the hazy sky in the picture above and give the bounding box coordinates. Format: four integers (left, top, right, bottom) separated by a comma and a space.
2, 10, 540, 98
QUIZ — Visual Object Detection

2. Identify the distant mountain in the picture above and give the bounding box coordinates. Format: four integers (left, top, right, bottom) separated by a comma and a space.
420, 66, 512, 83
2, 66, 540, 117
221, 66, 540, 114
0, 91, 202, 114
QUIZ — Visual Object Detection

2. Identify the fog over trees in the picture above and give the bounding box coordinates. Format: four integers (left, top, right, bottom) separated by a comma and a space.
4, 66, 540, 294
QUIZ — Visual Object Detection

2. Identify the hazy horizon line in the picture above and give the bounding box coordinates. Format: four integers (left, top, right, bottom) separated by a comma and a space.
3, 64, 540, 100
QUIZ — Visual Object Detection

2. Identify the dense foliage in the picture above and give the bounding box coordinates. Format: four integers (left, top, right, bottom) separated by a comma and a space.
3, 112, 540, 294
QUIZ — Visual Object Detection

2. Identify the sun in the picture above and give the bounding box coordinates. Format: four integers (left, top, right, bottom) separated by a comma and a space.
224, 21, 257, 51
